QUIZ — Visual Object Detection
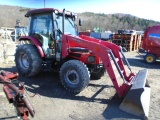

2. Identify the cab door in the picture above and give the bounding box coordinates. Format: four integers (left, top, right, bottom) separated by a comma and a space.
30, 13, 55, 58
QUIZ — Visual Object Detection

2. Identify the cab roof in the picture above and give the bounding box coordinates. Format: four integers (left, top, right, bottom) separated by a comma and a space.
25, 8, 76, 17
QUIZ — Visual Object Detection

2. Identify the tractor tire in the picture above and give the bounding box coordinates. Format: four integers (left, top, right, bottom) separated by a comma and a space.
90, 67, 106, 80
15, 44, 42, 77
60, 60, 90, 93
144, 54, 156, 64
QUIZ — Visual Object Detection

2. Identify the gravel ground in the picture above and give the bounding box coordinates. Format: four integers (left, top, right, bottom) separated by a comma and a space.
0, 52, 160, 120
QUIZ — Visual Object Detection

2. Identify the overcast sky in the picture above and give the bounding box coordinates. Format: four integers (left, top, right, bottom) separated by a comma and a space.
0, 0, 160, 22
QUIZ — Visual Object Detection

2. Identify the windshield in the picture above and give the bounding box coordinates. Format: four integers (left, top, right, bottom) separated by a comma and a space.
55, 15, 77, 36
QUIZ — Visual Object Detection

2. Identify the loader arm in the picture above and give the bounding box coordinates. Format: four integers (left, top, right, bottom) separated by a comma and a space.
63, 34, 135, 97
62, 34, 151, 119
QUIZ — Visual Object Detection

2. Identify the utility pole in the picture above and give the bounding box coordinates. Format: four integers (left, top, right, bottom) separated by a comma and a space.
44, 0, 45, 8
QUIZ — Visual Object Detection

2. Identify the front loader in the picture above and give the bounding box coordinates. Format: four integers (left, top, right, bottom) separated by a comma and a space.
15, 8, 151, 119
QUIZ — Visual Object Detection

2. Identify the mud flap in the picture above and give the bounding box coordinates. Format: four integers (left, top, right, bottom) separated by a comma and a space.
119, 69, 151, 119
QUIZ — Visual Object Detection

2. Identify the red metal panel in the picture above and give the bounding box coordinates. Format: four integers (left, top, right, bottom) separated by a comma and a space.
79, 32, 90, 36
3, 85, 14, 103
62, 35, 69, 59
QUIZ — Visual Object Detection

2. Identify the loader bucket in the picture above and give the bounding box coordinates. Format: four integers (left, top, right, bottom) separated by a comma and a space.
119, 69, 151, 119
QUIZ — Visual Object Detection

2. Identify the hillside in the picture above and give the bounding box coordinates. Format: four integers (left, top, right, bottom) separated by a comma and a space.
0, 5, 30, 28
78, 12, 160, 32
0, 5, 160, 32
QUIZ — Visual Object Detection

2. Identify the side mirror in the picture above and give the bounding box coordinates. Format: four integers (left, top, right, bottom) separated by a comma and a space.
79, 19, 82, 26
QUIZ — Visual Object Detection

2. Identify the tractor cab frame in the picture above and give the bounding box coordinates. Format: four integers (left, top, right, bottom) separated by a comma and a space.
26, 8, 78, 60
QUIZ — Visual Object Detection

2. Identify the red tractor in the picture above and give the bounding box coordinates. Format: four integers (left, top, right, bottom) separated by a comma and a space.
15, 8, 150, 119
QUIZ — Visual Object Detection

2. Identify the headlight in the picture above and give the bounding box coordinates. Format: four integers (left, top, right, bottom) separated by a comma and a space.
88, 56, 96, 63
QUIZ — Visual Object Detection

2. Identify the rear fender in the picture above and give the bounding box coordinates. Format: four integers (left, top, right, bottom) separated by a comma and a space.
19, 36, 45, 58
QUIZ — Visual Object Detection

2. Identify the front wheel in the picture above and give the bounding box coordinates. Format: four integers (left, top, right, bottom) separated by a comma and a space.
60, 60, 90, 93
144, 54, 156, 64
90, 67, 106, 79
15, 44, 42, 77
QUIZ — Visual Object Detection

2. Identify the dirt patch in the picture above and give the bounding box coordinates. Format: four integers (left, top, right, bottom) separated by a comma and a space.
0, 52, 160, 120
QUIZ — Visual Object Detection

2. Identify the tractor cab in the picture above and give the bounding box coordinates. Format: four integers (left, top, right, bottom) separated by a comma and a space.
25, 8, 79, 59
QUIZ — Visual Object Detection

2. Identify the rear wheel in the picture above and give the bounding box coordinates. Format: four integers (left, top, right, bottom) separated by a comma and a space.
60, 60, 90, 93
15, 44, 42, 77
144, 54, 156, 64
